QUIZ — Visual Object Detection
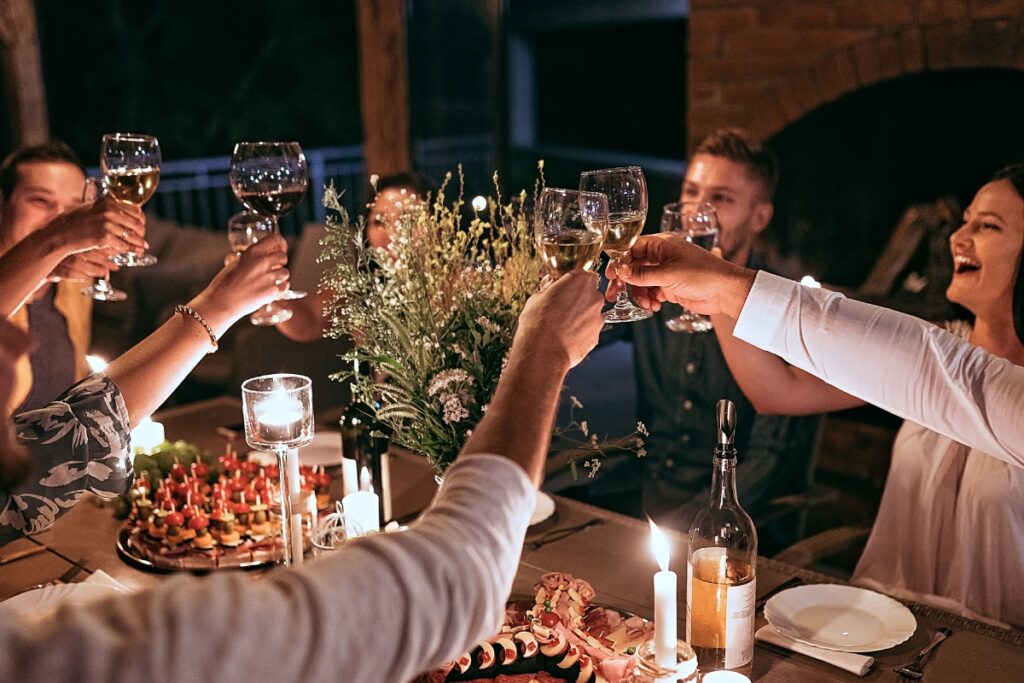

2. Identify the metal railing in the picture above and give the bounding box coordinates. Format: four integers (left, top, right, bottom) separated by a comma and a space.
88, 136, 495, 235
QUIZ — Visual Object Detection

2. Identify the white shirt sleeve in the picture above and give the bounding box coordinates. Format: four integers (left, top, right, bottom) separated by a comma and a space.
0, 453, 536, 683
734, 271, 1024, 468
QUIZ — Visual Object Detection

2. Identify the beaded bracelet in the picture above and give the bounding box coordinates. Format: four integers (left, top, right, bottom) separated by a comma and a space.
174, 304, 218, 353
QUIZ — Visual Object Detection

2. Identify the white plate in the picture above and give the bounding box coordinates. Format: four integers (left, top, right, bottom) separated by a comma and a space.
0, 583, 123, 620
764, 584, 917, 653
530, 491, 556, 526
249, 431, 343, 468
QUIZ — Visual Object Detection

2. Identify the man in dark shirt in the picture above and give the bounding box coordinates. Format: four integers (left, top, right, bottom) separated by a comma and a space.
596, 129, 821, 536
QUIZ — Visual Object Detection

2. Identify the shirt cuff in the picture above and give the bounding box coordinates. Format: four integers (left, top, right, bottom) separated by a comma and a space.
733, 271, 798, 350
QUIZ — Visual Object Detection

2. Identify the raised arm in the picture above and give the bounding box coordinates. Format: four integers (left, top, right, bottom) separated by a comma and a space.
614, 235, 1024, 465
711, 313, 864, 415
0, 198, 145, 317
1, 271, 607, 682
106, 235, 289, 425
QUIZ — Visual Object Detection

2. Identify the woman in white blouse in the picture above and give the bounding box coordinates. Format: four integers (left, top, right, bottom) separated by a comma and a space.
612, 166, 1024, 627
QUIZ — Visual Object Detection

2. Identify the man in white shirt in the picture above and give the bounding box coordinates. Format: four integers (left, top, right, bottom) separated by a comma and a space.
610, 235, 1023, 467
0, 270, 605, 682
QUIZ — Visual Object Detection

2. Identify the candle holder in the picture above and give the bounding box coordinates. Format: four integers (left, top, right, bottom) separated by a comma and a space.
629, 639, 698, 683
242, 373, 314, 567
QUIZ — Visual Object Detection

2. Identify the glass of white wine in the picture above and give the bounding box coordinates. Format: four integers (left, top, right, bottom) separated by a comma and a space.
227, 210, 292, 326
535, 188, 608, 277
80, 177, 128, 302
100, 133, 160, 267
579, 166, 651, 323
662, 201, 719, 333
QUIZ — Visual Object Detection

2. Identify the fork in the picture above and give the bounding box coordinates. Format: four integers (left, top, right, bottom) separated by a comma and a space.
525, 519, 604, 551
893, 627, 952, 679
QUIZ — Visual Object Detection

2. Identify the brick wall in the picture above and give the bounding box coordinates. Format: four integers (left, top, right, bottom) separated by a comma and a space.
687, 0, 1024, 149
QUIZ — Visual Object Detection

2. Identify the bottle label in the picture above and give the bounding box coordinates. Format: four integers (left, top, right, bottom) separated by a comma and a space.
724, 578, 755, 669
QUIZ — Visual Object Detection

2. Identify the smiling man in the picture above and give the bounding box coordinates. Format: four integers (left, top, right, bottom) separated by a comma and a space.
0, 141, 144, 412
591, 129, 822, 540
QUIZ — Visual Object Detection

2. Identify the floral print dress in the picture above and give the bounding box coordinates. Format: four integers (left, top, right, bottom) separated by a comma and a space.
1, 374, 133, 547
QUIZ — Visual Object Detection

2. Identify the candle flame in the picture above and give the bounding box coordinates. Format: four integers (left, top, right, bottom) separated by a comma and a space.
360, 466, 373, 493
649, 519, 671, 571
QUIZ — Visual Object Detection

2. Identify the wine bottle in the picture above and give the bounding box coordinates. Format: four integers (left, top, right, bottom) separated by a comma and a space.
686, 399, 757, 675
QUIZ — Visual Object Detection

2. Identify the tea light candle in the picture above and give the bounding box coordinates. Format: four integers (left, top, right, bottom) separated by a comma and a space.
343, 467, 380, 537
649, 520, 677, 670
131, 418, 165, 454
255, 392, 303, 442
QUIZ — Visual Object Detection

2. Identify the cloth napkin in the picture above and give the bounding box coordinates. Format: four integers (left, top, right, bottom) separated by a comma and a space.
755, 624, 874, 676
82, 569, 132, 593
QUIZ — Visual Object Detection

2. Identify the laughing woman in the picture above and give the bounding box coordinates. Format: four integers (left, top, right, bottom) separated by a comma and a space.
707, 164, 1024, 627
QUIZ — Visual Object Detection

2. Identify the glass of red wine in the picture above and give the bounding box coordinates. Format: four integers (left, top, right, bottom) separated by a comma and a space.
229, 141, 308, 326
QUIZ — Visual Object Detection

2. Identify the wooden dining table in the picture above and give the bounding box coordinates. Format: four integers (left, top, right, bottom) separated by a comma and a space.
2, 396, 1022, 681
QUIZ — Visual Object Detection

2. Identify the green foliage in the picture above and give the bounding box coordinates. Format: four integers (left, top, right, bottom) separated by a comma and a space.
320, 168, 544, 473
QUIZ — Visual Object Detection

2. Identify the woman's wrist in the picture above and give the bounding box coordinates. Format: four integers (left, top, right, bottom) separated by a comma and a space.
186, 293, 238, 338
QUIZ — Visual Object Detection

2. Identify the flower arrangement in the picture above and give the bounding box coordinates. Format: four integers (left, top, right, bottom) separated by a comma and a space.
319, 166, 645, 476
320, 169, 542, 473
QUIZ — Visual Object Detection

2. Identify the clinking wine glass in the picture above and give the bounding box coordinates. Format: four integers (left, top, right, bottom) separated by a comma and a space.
100, 133, 160, 267
227, 211, 289, 325
80, 177, 128, 302
579, 166, 652, 323
662, 201, 719, 333
229, 142, 308, 317
535, 188, 609, 277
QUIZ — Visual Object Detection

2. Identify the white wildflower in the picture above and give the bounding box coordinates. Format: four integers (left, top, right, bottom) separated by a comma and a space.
580, 421, 589, 437
427, 369, 474, 396
636, 447, 647, 458
637, 421, 649, 437
585, 458, 602, 478
476, 316, 500, 334
441, 393, 469, 423
569, 396, 584, 410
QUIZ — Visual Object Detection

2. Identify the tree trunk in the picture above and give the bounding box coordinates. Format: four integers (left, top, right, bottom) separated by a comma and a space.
355, 0, 411, 178
0, 0, 50, 146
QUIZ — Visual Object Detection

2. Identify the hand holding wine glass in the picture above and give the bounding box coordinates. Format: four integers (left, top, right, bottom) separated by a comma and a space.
80, 178, 130, 301
229, 142, 309, 314
579, 166, 651, 323
100, 133, 160, 267
535, 188, 608, 277
661, 202, 719, 333
226, 210, 291, 325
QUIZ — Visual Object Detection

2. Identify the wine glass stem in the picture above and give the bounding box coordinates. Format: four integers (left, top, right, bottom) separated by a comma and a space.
611, 257, 633, 309
275, 445, 303, 567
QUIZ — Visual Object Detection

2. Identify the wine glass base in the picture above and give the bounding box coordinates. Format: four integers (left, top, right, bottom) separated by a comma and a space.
603, 304, 654, 324
666, 315, 713, 333
110, 252, 158, 267
278, 289, 307, 301
250, 307, 294, 326
83, 285, 128, 302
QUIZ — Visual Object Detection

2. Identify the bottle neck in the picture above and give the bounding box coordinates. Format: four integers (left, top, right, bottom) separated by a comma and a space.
710, 448, 739, 508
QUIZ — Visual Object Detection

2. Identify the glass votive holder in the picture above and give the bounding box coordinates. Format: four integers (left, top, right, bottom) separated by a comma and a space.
241, 374, 314, 450
629, 639, 698, 683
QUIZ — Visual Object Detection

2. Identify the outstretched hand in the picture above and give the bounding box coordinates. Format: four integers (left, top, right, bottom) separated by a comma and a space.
44, 197, 147, 258
189, 235, 290, 334
516, 270, 605, 369
609, 234, 756, 319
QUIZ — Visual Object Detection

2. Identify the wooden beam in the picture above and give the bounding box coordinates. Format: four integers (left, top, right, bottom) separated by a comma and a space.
355, 0, 411, 178
0, 0, 50, 146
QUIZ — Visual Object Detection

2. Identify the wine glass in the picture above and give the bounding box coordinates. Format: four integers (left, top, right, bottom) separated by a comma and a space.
100, 133, 160, 267
227, 211, 292, 326
662, 202, 719, 333
80, 177, 128, 302
230, 141, 308, 305
535, 188, 608, 277
579, 166, 652, 323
